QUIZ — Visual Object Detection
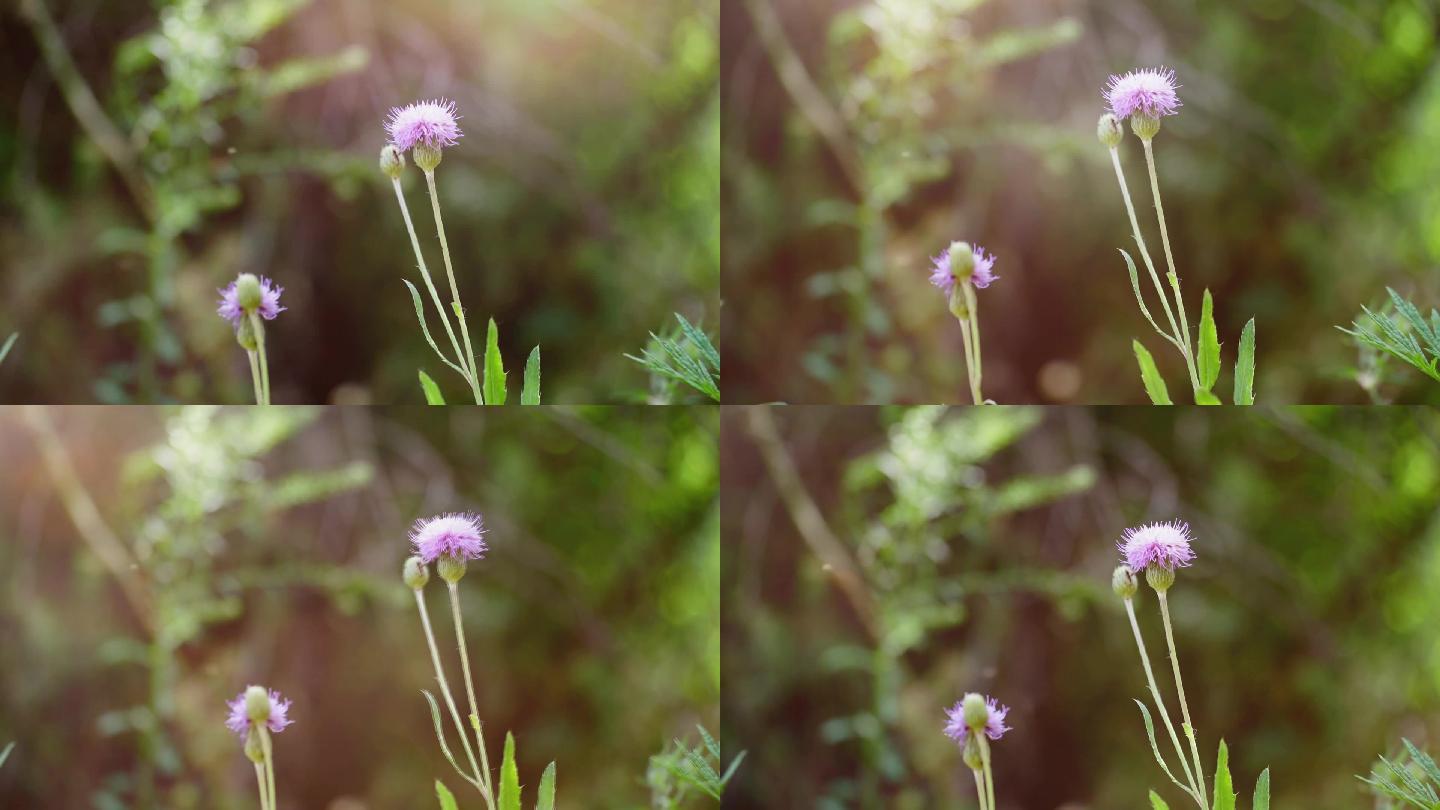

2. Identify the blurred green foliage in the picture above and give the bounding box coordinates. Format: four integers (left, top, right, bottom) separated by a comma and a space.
645, 724, 744, 807
0, 405, 719, 808
725, 0, 1440, 404
1, 0, 717, 403
1362, 739, 1440, 809
723, 405, 1440, 807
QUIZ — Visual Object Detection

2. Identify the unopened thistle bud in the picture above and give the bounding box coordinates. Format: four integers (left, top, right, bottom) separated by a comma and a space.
379, 144, 406, 179
437, 553, 467, 584
245, 685, 272, 724
962, 693, 989, 730
1146, 564, 1175, 593
1112, 564, 1138, 599
412, 143, 442, 172
244, 729, 266, 763
962, 734, 983, 770
234, 274, 263, 311
948, 242, 976, 280
1130, 113, 1161, 141
403, 556, 430, 590
235, 315, 259, 351
948, 285, 970, 320
1097, 113, 1124, 148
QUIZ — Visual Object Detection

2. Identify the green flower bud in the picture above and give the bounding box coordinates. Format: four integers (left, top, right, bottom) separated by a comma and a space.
948, 284, 970, 320
437, 553, 467, 584
244, 685, 271, 724
403, 556, 430, 590
380, 144, 406, 179
234, 273, 263, 311
1112, 564, 1138, 599
244, 730, 266, 763
962, 693, 988, 730
413, 143, 442, 172
234, 316, 259, 351
947, 241, 975, 279
962, 733, 983, 770
1097, 113, 1124, 148
1130, 113, 1161, 141
1146, 564, 1176, 593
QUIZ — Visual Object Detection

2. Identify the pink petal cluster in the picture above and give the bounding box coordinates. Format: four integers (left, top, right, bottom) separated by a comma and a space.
410, 512, 488, 564
928, 243, 998, 296
1119, 520, 1196, 571
1105, 67, 1182, 120
943, 695, 1011, 745
385, 99, 463, 151
225, 688, 293, 741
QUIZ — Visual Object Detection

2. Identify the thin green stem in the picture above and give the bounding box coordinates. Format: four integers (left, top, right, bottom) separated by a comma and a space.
391, 176, 474, 397
424, 169, 482, 402
963, 282, 984, 401
246, 350, 263, 406
972, 768, 989, 810
413, 588, 485, 792
1158, 591, 1209, 809
448, 582, 496, 809
1141, 139, 1201, 395
956, 315, 981, 405
248, 311, 271, 405
258, 727, 277, 810
1125, 598, 1202, 806
253, 760, 270, 810
979, 735, 997, 810
1109, 146, 1195, 385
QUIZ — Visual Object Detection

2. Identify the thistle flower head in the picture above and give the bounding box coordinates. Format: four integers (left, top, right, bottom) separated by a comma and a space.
1119, 520, 1196, 572
217, 275, 285, 327
385, 99, 463, 152
226, 686, 293, 741
410, 512, 487, 565
1104, 67, 1182, 121
944, 693, 1010, 745
402, 556, 430, 590
929, 241, 998, 296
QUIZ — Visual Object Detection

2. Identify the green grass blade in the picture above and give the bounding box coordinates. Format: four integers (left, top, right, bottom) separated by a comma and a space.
521, 346, 541, 405
418, 370, 446, 405
1234, 318, 1256, 405
435, 780, 460, 810
1195, 390, 1221, 405
1253, 767, 1270, 810
1213, 740, 1236, 810
1198, 289, 1220, 391
535, 762, 556, 810
499, 731, 520, 810
1133, 341, 1173, 405
483, 318, 507, 406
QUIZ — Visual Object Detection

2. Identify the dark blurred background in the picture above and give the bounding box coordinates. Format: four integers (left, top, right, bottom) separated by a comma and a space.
722, 405, 1440, 807
0, 405, 719, 808
723, 0, 1440, 404
1, 0, 718, 403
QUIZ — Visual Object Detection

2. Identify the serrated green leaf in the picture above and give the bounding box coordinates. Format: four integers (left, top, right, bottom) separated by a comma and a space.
419, 370, 446, 405
402, 280, 469, 381
435, 780, 459, 810
1198, 289, 1220, 391
1149, 791, 1171, 810
483, 319, 507, 406
535, 762, 556, 810
1195, 390, 1221, 405
1214, 740, 1236, 810
499, 732, 520, 810
1234, 318, 1256, 404
1253, 768, 1270, 810
1133, 341, 1173, 405
521, 347, 541, 405
1403, 739, 1440, 787
1134, 700, 1191, 796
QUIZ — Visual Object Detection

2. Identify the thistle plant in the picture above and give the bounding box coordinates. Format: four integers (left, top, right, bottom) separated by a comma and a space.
1112, 521, 1270, 810
403, 513, 556, 810
217, 273, 285, 404
928, 241, 999, 404
1099, 68, 1256, 405
226, 685, 293, 810
381, 100, 541, 406
944, 692, 1010, 810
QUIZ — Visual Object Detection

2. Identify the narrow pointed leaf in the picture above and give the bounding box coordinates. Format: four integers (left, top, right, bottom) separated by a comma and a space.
1133, 341, 1173, 405
1234, 318, 1256, 405
1195, 390, 1222, 405
0, 333, 16, 366
499, 731, 521, 810
1149, 791, 1171, 810
403, 280, 469, 380
1121, 250, 1183, 352
421, 691, 481, 790
1198, 289, 1221, 390
1134, 700, 1191, 796
521, 346, 541, 405
1253, 768, 1270, 810
1213, 739, 1236, 810
418, 370, 446, 405
535, 762, 556, 810
435, 780, 460, 810
483, 318, 507, 406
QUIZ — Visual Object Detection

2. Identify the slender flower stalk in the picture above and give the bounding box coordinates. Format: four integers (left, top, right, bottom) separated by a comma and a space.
946, 692, 1009, 808
252, 759, 270, 810
423, 167, 481, 395
218, 274, 284, 404
227, 686, 291, 810
1141, 137, 1197, 386
979, 736, 997, 810
412, 580, 486, 792
930, 241, 999, 404
1158, 589, 1208, 809
449, 581, 496, 803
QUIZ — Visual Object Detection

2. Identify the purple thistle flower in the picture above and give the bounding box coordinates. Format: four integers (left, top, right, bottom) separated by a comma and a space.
1105, 67, 1182, 120
410, 512, 488, 564
929, 243, 998, 296
216, 276, 285, 327
225, 687, 293, 741
1119, 520, 1196, 571
944, 695, 1010, 745
385, 99, 464, 152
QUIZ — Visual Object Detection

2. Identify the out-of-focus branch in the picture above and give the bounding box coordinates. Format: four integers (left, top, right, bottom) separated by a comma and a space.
743, 406, 878, 640
742, 0, 865, 195
18, 0, 155, 221
24, 407, 153, 632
